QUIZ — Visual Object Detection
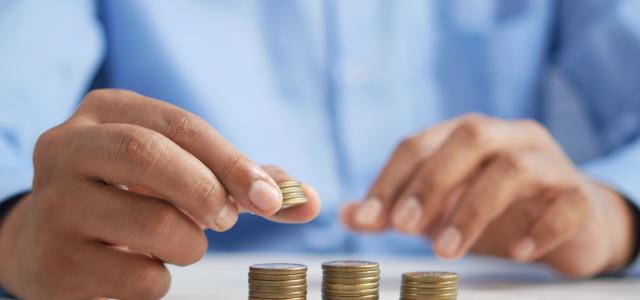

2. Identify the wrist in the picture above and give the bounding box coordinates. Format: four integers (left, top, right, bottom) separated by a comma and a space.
0, 193, 30, 293
595, 182, 637, 273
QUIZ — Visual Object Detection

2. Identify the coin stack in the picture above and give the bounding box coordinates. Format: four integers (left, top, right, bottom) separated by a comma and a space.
322, 260, 380, 300
400, 271, 458, 300
248, 263, 308, 299
278, 180, 308, 210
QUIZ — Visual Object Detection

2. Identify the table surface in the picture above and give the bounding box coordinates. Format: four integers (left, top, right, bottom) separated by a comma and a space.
165, 253, 640, 299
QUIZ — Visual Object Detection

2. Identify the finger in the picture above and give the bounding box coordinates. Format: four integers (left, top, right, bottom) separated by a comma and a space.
434, 151, 576, 259
79, 243, 170, 300
71, 181, 210, 266
124, 184, 239, 232
69, 123, 229, 230
344, 119, 461, 231
391, 116, 547, 234
76, 89, 282, 215
432, 152, 531, 259
239, 165, 321, 224
511, 188, 589, 262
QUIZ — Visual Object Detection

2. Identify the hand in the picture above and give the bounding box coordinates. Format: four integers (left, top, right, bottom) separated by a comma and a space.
0, 89, 321, 299
342, 114, 636, 277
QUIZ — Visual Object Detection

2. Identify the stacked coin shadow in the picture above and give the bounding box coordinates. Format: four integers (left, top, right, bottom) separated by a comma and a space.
400, 272, 458, 300
322, 260, 380, 300
278, 180, 308, 210
248, 263, 308, 300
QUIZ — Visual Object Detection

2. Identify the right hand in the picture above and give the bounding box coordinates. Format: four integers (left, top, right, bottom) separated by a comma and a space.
0, 89, 321, 299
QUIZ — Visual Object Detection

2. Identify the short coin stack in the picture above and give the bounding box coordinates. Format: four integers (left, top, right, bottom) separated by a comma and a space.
248, 263, 308, 300
322, 260, 380, 300
400, 271, 458, 300
278, 180, 308, 210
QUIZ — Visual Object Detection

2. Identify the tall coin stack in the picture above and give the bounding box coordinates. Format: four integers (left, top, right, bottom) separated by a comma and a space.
400, 271, 458, 300
278, 180, 308, 210
248, 263, 308, 300
322, 260, 380, 300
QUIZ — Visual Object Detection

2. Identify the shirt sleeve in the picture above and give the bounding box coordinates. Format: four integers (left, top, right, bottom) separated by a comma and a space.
0, 1, 104, 295
552, 0, 640, 270
0, 0, 104, 203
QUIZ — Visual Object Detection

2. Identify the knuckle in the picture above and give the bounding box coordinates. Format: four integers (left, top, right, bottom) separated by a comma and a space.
132, 264, 171, 300
495, 151, 525, 173
162, 111, 207, 145
83, 89, 109, 105
417, 170, 449, 195
179, 233, 209, 266
147, 205, 181, 243
217, 153, 244, 182
34, 127, 65, 167
460, 202, 486, 223
262, 165, 288, 178
370, 185, 394, 202
539, 217, 566, 237
116, 129, 168, 172
397, 136, 423, 156
454, 117, 488, 145
191, 176, 226, 215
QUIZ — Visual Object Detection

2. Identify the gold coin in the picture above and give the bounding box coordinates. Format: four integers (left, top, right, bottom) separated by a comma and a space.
249, 284, 307, 293
401, 286, 458, 295
249, 263, 307, 275
321, 293, 379, 300
249, 298, 306, 300
400, 292, 457, 300
277, 180, 301, 188
249, 278, 306, 286
282, 192, 306, 199
323, 270, 380, 278
322, 282, 379, 291
279, 186, 303, 193
249, 273, 307, 281
322, 287, 379, 296
322, 260, 379, 271
323, 276, 380, 284
402, 272, 458, 282
282, 198, 308, 206
249, 291, 306, 298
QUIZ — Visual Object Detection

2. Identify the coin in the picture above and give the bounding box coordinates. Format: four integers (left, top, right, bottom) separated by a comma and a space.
322, 260, 380, 299
402, 272, 458, 282
281, 198, 309, 209
279, 186, 303, 193
249, 273, 307, 281
248, 263, 308, 299
322, 260, 379, 271
277, 180, 308, 211
277, 180, 301, 188
400, 271, 459, 300
249, 278, 307, 286
282, 191, 305, 199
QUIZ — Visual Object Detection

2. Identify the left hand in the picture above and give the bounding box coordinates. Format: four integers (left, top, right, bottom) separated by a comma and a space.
341, 114, 636, 277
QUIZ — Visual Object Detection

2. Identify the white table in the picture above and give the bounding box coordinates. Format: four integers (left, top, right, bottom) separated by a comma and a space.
166, 253, 640, 299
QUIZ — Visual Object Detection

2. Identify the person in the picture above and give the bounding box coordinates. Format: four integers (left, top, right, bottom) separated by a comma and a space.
1, 0, 639, 298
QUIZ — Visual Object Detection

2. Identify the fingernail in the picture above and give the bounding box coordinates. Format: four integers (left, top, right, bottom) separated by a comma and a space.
249, 180, 282, 214
435, 226, 462, 257
355, 198, 382, 226
513, 238, 536, 261
211, 202, 237, 231
392, 197, 423, 233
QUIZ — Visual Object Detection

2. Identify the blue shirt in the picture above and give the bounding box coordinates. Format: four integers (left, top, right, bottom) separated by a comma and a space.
1, 0, 640, 268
